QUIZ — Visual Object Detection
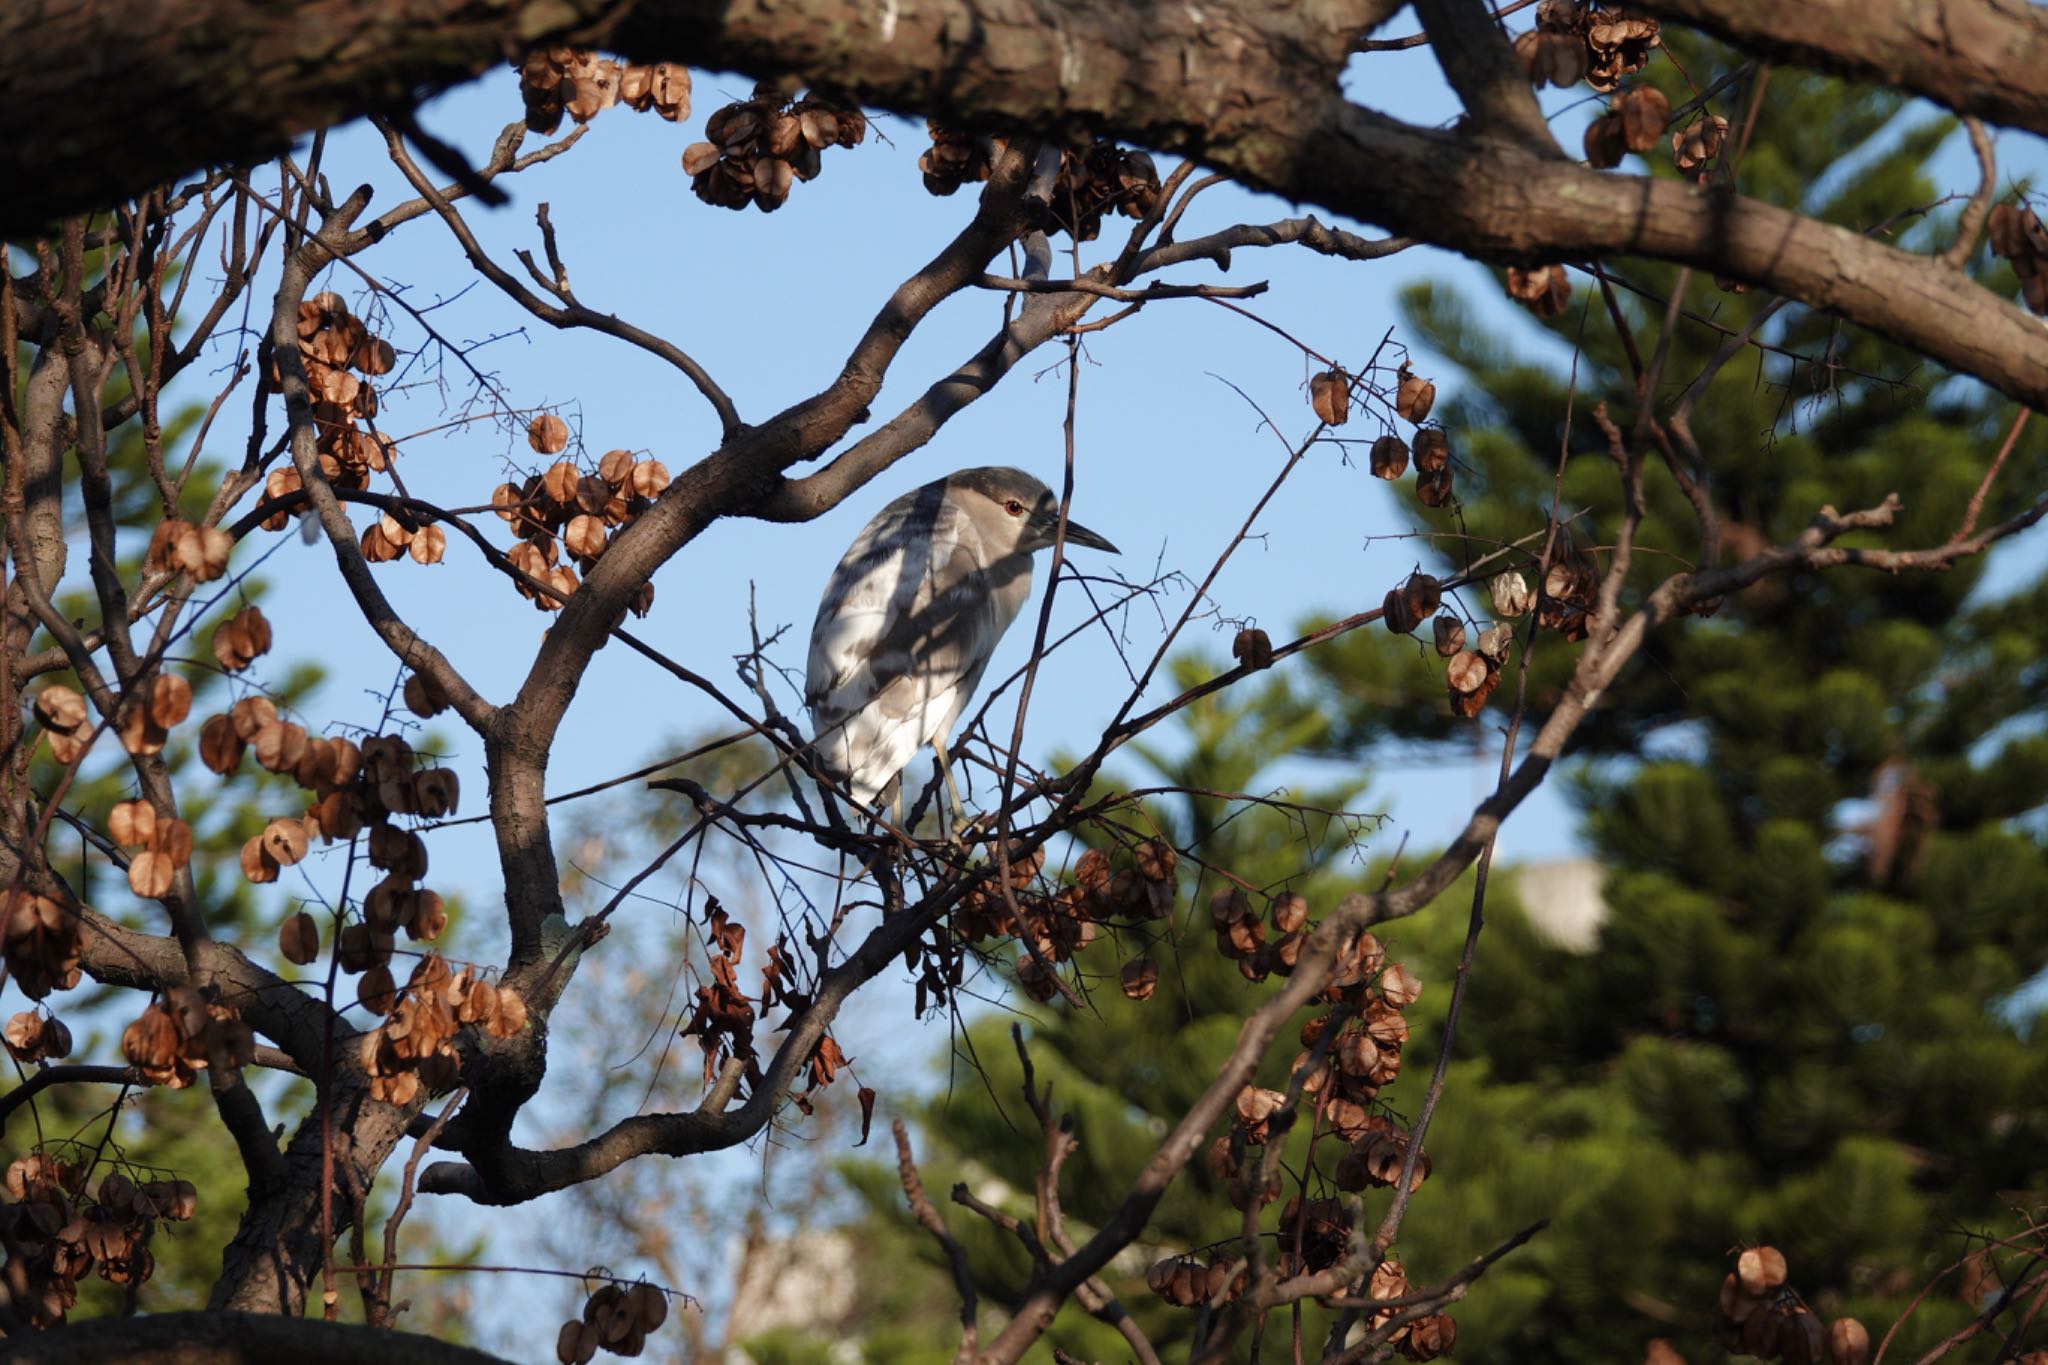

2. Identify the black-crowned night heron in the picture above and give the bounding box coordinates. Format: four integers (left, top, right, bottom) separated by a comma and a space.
805, 466, 1118, 823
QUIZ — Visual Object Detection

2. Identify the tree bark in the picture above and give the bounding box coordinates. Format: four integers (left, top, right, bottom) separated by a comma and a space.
0, 1312, 512, 1364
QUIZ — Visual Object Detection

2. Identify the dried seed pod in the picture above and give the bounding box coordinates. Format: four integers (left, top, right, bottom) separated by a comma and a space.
1234, 1085, 1286, 1145
1826, 1317, 1870, 1365
1118, 957, 1158, 1001
1506, 263, 1572, 317
527, 413, 570, 455
403, 672, 449, 719
1417, 464, 1455, 507
357, 965, 398, 1016
261, 817, 310, 868
1395, 367, 1436, 423
128, 850, 175, 898
1309, 368, 1350, 425
1380, 961, 1423, 1007
407, 525, 447, 565
1271, 892, 1309, 933
1232, 627, 1274, 670
1583, 111, 1628, 169
488, 988, 528, 1037
108, 799, 156, 849
1489, 571, 1534, 618
1369, 434, 1409, 480
1672, 113, 1729, 174
1737, 1245, 1788, 1295
1476, 621, 1514, 663
279, 912, 320, 966
1446, 650, 1491, 696
1616, 84, 1670, 151
239, 834, 280, 885
148, 674, 193, 728
1411, 428, 1450, 474
630, 459, 670, 498
1432, 614, 1466, 656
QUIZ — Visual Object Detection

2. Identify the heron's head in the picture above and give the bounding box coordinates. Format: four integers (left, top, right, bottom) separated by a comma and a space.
947, 467, 1120, 557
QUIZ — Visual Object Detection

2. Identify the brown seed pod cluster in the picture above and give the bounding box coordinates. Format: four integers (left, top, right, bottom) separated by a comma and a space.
1671, 113, 1730, 178
1, 1155, 197, 1326
1377, 367, 1454, 506
1537, 547, 1601, 641
1207, 886, 1313, 984
1583, 83, 1671, 168
359, 955, 524, 1105
519, 48, 618, 132
683, 84, 867, 213
1362, 1260, 1458, 1361
2, 890, 86, 1000
1506, 263, 1573, 317
1989, 202, 2048, 315
212, 604, 273, 673
31, 685, 90, 766
953, 841, 1174, 1002
360, 508, 447, 567
3, 1009, 73, 1064
492, 424, 666, 615
1382, 572, 1444, 637
1144, 1253, 1248, 1309
113, 673, 190, 758
143, 518, 233, 585
1711, 1245, 1869, 1365
120, 986, 254, 1090
556, 1280, 671, 1362
270, 291, 399, 499
919, 123, 996, 195
1040, 141, 1164, 242
108, 798, 194, 899
1515, 3, 1659, 92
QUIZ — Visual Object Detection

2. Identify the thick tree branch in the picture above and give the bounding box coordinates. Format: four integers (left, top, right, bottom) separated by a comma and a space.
1637, 0, 2048, 137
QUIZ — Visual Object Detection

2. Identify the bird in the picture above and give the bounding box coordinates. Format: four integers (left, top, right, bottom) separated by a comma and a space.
805, 466, 1118, 824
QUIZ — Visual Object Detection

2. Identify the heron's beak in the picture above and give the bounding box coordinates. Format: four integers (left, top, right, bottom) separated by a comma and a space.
1045, 515, 1119, 554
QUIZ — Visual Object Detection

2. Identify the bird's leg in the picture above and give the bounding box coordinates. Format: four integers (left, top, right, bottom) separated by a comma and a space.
931, 738, 974, 842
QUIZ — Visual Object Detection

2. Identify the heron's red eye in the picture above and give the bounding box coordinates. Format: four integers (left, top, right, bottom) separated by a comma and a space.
1005, 499, 1025, 516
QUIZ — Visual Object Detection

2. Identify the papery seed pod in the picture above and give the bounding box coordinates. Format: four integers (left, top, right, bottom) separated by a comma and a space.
1490, 571, 1534, 617
1825, 1318, 1870, 1365
1506, 263, 1572, 317
232, 699, 280, 740
528, 413, 569, 455
1446, 651, 1491, 697
148, 674, 193, 728
1369, 434, 1409, 480
408, 525, 447, 565
128, 850, 174, 898
1418, 460, 1454, 507
1672, 114, 1729, 174
1617, 85, 1670, 151
630, 459, 671, 498
1396, 367, 1436, 423
1476, 621, 1514, 663
1737, 1245, 1788, 1295
1119, 958, 1157, 1000
1380, 961, 1422, 1007
1232, 627, 1274, 670
1411, 428, 1450, 474
1432, 614, 1466, 656
108, 799, 156, 849
239, 835, 280, 885
1271, 892, 1309, 933
1584, 111, 1628, 168
199, 714, 245, 774
1309, 368, 1350, 425
279, 912, 320, 966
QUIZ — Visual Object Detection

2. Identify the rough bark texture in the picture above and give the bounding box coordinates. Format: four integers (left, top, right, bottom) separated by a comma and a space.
1639, 0, 2048, 136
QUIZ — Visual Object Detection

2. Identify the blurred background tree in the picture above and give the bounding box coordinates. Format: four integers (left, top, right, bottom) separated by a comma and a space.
738, 36, 2048, 1365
